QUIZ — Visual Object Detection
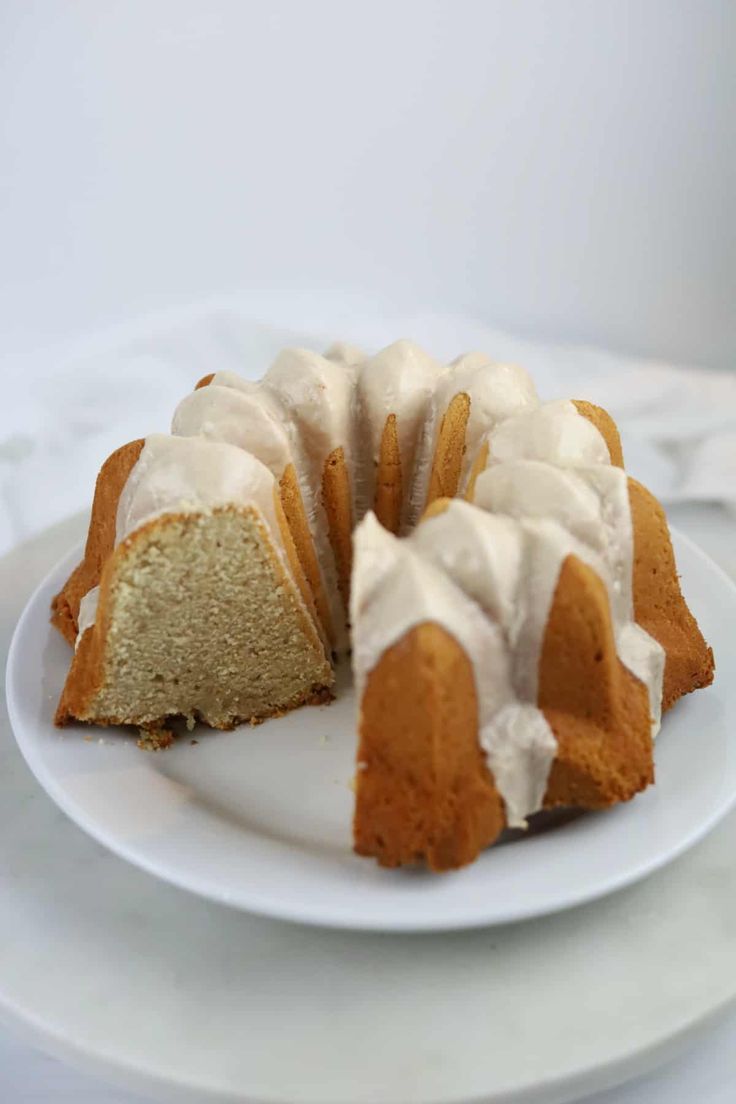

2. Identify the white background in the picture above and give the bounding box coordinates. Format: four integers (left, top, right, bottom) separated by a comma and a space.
1, 0, 734, 377
1, 2, 734, 1100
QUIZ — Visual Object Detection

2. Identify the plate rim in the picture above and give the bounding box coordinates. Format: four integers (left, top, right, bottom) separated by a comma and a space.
6, 527, 736, 933
0, 966, 734, 1104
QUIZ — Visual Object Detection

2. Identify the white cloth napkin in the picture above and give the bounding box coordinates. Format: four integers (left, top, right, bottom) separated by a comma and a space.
3, 298, 735, 558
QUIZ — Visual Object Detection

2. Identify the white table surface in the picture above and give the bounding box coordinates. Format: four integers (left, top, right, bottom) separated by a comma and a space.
1, 501, 734, 1103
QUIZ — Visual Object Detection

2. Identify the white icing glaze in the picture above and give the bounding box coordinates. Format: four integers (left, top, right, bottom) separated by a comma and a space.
445, 356, 539, 490
354, 340, 443, 526
481, 704, 557, 829
265, 348, 357, 469
209, 370, 259, 393
172, 385, 292, 478
115, 434, 285, 550
324, 341, 366, 369
411, 502, 524, 631
408, 356, 539, 524
351, 510, 514, 716
473, 460, 664, 729
484, 399, 611, 468
75, 586, 99, 649
618, 622, 665, 735
474, 461, 634, 620
473, 461, 606, 553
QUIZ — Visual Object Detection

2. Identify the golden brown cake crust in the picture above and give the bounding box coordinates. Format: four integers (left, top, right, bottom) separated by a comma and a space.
279, 463, 335, 646
51, 439, 145, 645
353, 622, 506, 871
373, 414, 402, 534
628, 477, 714, 709
540, 555, 654, 808
572, 400, 625, 467
271, 487, 323, 634
426, 391, 471, 508
322, 446, 354, 611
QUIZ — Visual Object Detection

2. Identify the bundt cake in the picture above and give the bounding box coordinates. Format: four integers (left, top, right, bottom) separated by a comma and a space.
51, 340, 714, 869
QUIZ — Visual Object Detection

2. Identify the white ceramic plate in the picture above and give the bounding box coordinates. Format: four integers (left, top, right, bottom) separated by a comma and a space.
6, 516, 736, 1104
7, 530, 736, 932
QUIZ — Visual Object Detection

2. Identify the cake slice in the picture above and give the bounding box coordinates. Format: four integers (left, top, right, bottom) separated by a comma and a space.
173, 379, 335, 648
351, 508, 655, 871
55, 435, 332, 743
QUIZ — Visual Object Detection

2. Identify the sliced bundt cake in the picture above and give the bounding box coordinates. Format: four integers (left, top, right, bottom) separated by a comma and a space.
51, 339, 714, 866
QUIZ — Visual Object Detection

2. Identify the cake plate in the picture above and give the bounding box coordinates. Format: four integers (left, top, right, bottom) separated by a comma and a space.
2, 515, 736, 1104
7, 518, 736, 932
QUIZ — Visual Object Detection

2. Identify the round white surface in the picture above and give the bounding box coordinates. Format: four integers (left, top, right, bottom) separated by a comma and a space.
7, 529, 736, 932
1, 516, 736, 1104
